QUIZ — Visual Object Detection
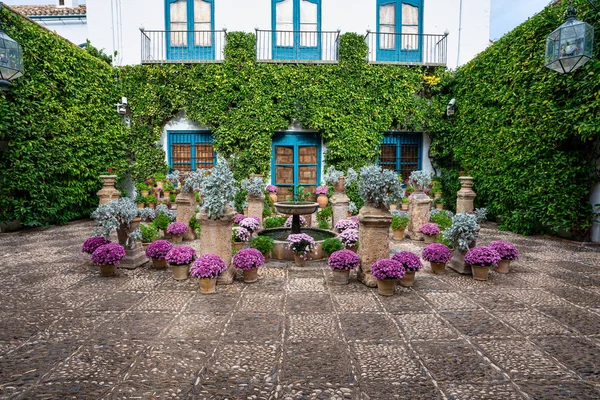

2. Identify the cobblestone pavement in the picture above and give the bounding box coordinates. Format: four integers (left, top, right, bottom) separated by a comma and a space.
1, 220, 600, 399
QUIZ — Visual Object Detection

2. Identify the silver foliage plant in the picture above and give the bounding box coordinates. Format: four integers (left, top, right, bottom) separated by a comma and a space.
442, 213, 480, 251
345, 168, 358, 186
91, 198, 141, 248
430, 209, 454, 219
409, 170, 433, 191
166, 170, 180, 185
201, 158, 238, 219
323, 166, 344, 185
241, 177, 265, 198
182, 170, 208, 194
358, 165, 404, 207
474, 207, 488, 222
348, 201, 358, 215
155, 204, 176, 221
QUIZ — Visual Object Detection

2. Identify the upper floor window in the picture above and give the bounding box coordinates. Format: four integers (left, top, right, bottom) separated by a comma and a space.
377, 0, 422, 62
166, 0, 214, 60
272, 0, 321, 60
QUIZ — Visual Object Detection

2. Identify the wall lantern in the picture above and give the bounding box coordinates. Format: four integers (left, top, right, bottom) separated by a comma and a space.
0, 5, 24, 91
545, 0, 595, 74
446, 98, 456, 117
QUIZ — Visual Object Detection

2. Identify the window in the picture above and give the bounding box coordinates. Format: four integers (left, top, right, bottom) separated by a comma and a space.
376, 0, 422, 62
272, 0, 321, 60
167, 131, 215, 172
166, 0, 214, 60
378, 132, 422, 180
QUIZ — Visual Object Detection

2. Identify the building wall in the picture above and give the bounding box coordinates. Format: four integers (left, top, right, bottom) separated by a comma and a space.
31, 18, 88, 46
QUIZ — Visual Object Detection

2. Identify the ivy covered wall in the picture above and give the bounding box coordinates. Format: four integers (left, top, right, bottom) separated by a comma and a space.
427, 0, 600, 238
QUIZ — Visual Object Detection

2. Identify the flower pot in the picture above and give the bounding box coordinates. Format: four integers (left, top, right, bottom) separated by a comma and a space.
334, 176, 345, 193
392, 228, 405, 241
163, 191, 171, 199
99, 264, 116, 277
317, 194, 329, 208
199, 277, 217, 294
389, 204, 397, 211
434, 192, 442, 199
243, 268, 259, 283
399, 271, 416, 287
294, 253, 306, 267
346, 245, 358, 254
233, 241, 244, 251
137, 203, 145, 209
149, 203, 156, 209
496, 260, 511, 274
471, 265, 490, 281
401, 203, 409, 211
269, 192, 278, 203
156, 181, 163, 190
332, 269, 350, 285
347, 212, 352, 218
430, 262, 446, 274
170, 264, 190, 281
424, 235, 436, 244
152, 257, 167, 269
435, 203, 444, 210
141, 190, 149, 197
171, 235, 183, 244
376, 279, 396, 296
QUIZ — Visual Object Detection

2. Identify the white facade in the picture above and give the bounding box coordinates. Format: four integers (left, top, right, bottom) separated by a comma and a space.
30, 17, 88, 45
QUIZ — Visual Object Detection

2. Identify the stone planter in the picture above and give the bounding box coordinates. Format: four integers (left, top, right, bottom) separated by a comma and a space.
424, 235, 437, 244
332, 269, 350, 285
199, 278, 217, 294
175, 188, 197, 241
243, 268, 259, 283
170, 264, 190, 281
496, 260, 511, 274
407, 191, 432, 241
171, 235, 183, 244
448, 248, 471, 275
151, 258, 167, 270
471, 265, 490, 281
198, 207, 236, 284
457, 176, 476, 214
247, 194, 265, 227
376, 279, 396, 296
399, 271, 416, 287
317, 194, 328, 208
392, 228, 405, 241
97, 175, 121, 205
99, 264, 116, 277
357, 203, 392, 287
430, 262, 446, 274
294, 254, 306, 267
116, 218, 147, 269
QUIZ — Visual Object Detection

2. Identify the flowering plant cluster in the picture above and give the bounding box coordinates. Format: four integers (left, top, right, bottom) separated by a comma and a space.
459, 170, 471, 177
421, 243, 452, 264
233, 248, 265, 271
371, 259, 406, 280
327, 250, 360, 271
190, 254, 227, 278
82, 236, 111, 254
287, 233, 317, 258
419, 223, 440, 236
334, 218, 359, 232
167, 222, 188, 236
339, 228, 359, 248
145, 240, 173, 260
488, 241, 519, 261
233, 214, 246, 225
166, 246, 196, 266
391, 251, 423, 272
232, 226, 251, 242
240, 217, 260, 233
91, 243, 126, 266
266, 185, 278, 193
464, 246, 501, 267
284, 215, 306, 228
316, 186, 329, 195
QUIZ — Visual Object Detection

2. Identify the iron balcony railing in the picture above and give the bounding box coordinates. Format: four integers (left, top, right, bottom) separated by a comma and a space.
364, 31, 448, 66
255, 29, 340, 63
140, 29, 227, 63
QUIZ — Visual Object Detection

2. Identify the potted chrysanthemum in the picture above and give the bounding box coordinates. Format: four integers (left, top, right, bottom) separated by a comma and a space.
167, 222, 188, 243
316, 185, 329, 208
232, 248, 265, 283
82, 236, 111, 257
327, 249, 360, 285
488, 241, 519, 274
339, 228, 359, 252
334, 218, 359, 233
240, 217, 260, 234
91, 243, 126, 277
232, 226, 251, 251
287, 233, 316, 266
370, 259, 406, 296
190, 254, 227, 294
419, 223, 440, 244
421, 243, 452, 274
391, 251, 423, 287
464, 246, 501, 280
145, 239, 173, 269
266, 185, 278, 203
165, 246, 196, 280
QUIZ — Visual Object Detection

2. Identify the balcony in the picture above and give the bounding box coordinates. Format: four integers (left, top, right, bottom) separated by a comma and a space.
140, 29, 227, 64
364, 32, 448, 66
255, 29, 340, 63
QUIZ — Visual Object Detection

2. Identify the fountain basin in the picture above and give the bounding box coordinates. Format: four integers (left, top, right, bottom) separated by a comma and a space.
274, 201, 319, 215
258, 228, 337, 261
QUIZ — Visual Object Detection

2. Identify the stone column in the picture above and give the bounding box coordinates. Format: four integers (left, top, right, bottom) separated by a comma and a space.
456, 176, 476, 214
198, 207, 236, 284
406, 191, 432, 241
247, 195, 265, 226
448, 248, 471, 274
357, 203, 392, 287
176, 191, 197, 241
115, 218, 147, 269
97, 175, 120, 205
331, 176, 350, 229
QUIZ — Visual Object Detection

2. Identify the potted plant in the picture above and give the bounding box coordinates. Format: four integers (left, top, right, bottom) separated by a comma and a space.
139, 223, 159, 250
232, 226, 251, 251
136, 182, 151, 197
165, 246, 196, 280
167, 222, 188, 243
190, 254, 227, 294
145, 239, 173, 269
391, 212, 409, 240
348, 201, 358, 217
266, 184, 278, 203
339, 228, 359, 252
334, 218, 359, 233
287, 233, 316, 266
401, 196, 409, 210
82, 236, 111, 257
240, 217, 260, 234
323, 166, 345, 192
488, 241, 519, 274
431, 180, 442, 199
442, 213, 480, 250
134, 195, 146, 209
162, 179, 175, 199
233, 248, 265, 283
233, 214, 246, 225
392, 251, 423, 287
370, 258, 405, 296
146, 194, 157, 209
434, 197, 444, 210
91, 243, 126, 277
322, 237, 344, 255
316, 185, 329, 208
316, 206, 333, 230
409, 170, 433, 193
154, 172, 167, 190
422, 243, 452, 274
152, 209, 174, 238
419, 223, 441, 244
251, 236, 275, 260
327, 249, 360, 285
464, 246, 501, 281
430, 210, 453, 231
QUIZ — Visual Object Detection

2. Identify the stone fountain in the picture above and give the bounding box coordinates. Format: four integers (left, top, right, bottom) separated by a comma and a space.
273, 201, 319, 233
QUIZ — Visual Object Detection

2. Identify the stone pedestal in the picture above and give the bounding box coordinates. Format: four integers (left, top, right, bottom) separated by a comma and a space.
456, 176, 476, 214
357, 203, 392, 287
97, 175, 120, 205
247, 194, 265, 227
116, 218, 147, 269
198, 207, 236, 284
331, 192, 350, 229
176, 191, 197, 241
448, 248, 471, 274
406, 192, 432, 241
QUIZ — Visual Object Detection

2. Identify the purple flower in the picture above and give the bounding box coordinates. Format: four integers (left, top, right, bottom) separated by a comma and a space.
166, 246, 196, 266
233, 214, 246, 225
82, 236, 111, 254
284, 215, 306, 228
334, 218, 359, 232
371, 258, 406, 280
339, 228, 359, 248
190, 254, 227, 278
91, 243, 125, 266
287, 233, 316, 259
464, 246, 501, 267
419, 223, 440, 236
240, 217, 260, 233
145, 240, 173, 260
316, 186, 329, 195
328, 250, 360, 270
266, 185, 278, 193
232, 226, 251, 242
167, 222, 188, 236
233, 248, 265, 271
391, 251, 423, 272
421, 243, 452, 264
488, 241, 519, 261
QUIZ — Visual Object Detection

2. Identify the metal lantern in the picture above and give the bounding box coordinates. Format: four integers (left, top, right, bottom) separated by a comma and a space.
545, 3, 595, 74
0, 24, 24, 91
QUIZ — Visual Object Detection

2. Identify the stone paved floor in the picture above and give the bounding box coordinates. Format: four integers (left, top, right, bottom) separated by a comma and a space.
1, 221, 600, 399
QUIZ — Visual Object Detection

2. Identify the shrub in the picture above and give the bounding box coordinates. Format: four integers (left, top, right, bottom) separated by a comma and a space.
430, 211, 452, 231
167, 222, 188, 236
152, 213, 172, 230
166, 246, 196, 265
316, 207, 333, 229
371, 259, 405, 280
82, 236, 111, 254
91, 243, 126, 266
264, 215, 287, 228
190, 254, 227, 278
358, 165, 404, 207
241, 177, 265, 198
251, 236, 275, 256
422, 243, 452, 264
419, 223, 440, 236
232, 248, 265, 270
442, 213, 479, 251
328, 250, 360, 270
139, 223, 159, 243
488, 241, 519, 261
201, 158, 238, 219
391, 251, 423, 272
409, 170, 433, 191
322, 238, 345, 255
145, 240, 173, 260
391, 214, 409, 230
464, 246, 501, 267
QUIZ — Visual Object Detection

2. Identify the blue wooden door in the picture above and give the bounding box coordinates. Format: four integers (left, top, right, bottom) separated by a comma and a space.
376, 0, 422, 62
272, 0, 321, 60
167, 131, 215, 172
378, 132, 422, 180
166, 0, 215, 61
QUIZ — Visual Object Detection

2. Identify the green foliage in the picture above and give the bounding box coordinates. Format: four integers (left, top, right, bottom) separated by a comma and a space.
263, 194, 274, 218
264, 215, 286, 228
430, 212, 452, 231
152, 213, 171, 230
250, 235, 275, 256
316, 206, 333, 229
294, 185, 312, 201
162, 180, 175, 192
146, 195, 157, 204
345, 182, 364, 212
82, 39, 113, 66
139, 223, 159, 243
322, 238, 344, 255
189, 215, 201, 236
391, 214, 409, 230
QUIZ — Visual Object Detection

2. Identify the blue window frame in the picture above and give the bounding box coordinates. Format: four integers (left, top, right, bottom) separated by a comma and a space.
167, 131, 216, 172
272, 0, 321, 60
376, 0, 423, 62
165, 0, 215, 61
378, 132, 422, 180
271, 132, 321, 201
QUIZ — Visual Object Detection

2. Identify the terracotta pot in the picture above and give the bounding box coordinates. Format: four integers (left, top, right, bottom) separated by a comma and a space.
392, 228, 405, 241
435, 204, 444, 210
156, 181, 163, 190
332, 269, 350, 285
399, 271, 416, 287
269, 192, 278, 203
346, 245, 358, 254
199, 277, 217, 294
99, 264, 116, 277
149, 203, 156, 209
243, 268, 259, 283
141, 190, 149, 197
471, 265, 490, 281
334, 176, 346, 192
171, 235, 183, 244
389, 204, 397, 211
401, 203, 409, 211
434, 192, 442, 199
377, 279, 396, 296
430, 262, 446, 274
347, 212, 352, 218
496, 259, 511, 274
294, 253, 306, 267
424, 235, 436, 244
151, 257, 167, 269
170, 264, 190, 281
233, 241, 244, 251
317, 194, 329, 208
163, 191, 171, 199
137, 203, 144, 209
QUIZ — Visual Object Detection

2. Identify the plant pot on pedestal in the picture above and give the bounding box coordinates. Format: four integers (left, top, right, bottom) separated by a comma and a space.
269, 192, 278, 203
198, 207, 236, 284
357, 203, 392, 288
116, 218, 147, 269
97, 175, 121, 205
317, 194, 329, 208
456, 176, 476, 214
